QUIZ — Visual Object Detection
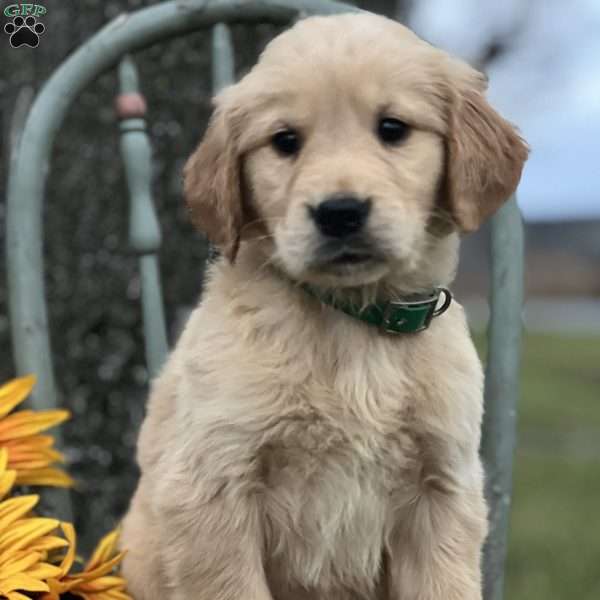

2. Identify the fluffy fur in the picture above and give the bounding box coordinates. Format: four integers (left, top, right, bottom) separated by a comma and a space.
121, 12, 528, 600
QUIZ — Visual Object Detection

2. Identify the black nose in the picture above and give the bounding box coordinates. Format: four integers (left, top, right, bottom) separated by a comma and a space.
310, 195, 372, 238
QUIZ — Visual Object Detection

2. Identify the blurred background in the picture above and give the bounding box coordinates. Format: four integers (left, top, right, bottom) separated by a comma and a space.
0, 1, 598, 598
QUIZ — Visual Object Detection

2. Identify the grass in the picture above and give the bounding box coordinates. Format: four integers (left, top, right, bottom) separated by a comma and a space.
475, 332, 600, 599
507, 455, 600, 599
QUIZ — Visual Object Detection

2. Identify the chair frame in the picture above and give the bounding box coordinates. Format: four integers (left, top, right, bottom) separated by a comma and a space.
5, 2, 524, 599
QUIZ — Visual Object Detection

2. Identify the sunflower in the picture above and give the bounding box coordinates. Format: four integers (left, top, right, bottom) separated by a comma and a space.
0, 376, 132, 599
42, 523, 132, 600
0, 447, 68, 600
0, 376, 73, 488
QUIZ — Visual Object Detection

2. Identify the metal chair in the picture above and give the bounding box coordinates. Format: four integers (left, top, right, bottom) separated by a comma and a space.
5, 2, 524, 598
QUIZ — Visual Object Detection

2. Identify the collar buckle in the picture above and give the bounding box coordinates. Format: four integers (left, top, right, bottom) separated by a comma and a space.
380, 287, 452, 335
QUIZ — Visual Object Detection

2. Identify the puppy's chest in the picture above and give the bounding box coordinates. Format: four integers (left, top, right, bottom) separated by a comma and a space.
260, 395, 418, 491
258, 382, 419, 592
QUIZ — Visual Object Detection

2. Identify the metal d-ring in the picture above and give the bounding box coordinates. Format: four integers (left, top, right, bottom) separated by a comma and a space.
432, 287, 453, 317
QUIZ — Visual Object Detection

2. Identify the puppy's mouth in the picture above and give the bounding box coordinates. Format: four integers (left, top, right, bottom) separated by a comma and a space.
313, 242, 385, 272
329, 251, 374, 266
286, 240, 390, 287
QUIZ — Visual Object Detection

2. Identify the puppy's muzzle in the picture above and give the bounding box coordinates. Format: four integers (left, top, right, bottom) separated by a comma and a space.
309, 194, 372, 239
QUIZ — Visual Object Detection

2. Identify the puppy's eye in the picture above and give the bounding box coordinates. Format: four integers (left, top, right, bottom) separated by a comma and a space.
271, 129, 301, 157
377, 118, 410, 145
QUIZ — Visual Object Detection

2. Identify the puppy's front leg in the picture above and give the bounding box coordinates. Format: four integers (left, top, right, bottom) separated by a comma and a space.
160, 489, 273, 600
386, 480, 487, 600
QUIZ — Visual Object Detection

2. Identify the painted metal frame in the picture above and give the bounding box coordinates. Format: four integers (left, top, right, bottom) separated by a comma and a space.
5, 1, 524, 597
482, 198, 524, 600
117, 56, 169, 377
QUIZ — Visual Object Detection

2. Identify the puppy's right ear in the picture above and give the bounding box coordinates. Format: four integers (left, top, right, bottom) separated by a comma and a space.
441, 62, 529, 233
183, 106, 243, 262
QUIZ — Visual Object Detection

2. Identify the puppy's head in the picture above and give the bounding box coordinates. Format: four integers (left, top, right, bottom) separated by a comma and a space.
184, 13, 528, 289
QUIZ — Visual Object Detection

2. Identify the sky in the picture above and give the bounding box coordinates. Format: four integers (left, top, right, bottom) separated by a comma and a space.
409, 0, 600, 222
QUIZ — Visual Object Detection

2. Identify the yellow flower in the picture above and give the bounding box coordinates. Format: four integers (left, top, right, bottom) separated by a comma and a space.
0, 375, 73, 488
42, 523, 132, 600
0, 448, 68, 600
0, 376, 133, 599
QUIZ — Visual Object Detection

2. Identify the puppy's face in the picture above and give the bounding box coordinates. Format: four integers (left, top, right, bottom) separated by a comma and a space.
241, 27, 447, 288
184, 14, 528, 289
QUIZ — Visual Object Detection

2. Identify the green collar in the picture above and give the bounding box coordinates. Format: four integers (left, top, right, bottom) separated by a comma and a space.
302, 285, 452, 334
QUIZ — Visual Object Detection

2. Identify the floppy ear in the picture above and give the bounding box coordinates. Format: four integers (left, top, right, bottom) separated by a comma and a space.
183, 106, 243, 262
443, 71, 529, 232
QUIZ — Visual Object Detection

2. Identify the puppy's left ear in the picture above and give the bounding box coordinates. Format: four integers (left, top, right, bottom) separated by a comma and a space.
183, 104, 244, 262
443, 67, 529, 232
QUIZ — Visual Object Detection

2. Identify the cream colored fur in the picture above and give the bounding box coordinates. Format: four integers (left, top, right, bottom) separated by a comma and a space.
121, 12, 528, 600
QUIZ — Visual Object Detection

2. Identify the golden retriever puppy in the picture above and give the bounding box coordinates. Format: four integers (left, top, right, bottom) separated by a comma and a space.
121, 12, 528, 600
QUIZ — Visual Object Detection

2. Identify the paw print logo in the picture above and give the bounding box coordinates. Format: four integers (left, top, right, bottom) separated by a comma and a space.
4, 15, 45, 48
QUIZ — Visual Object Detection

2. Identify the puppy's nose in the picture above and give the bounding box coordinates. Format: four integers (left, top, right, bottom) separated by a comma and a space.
310, 195, 372, 238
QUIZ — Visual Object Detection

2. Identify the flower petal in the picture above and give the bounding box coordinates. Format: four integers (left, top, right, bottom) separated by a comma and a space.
57, 522, 77, 575
0, 410, 70, 441
24, 561, 64, 580
43, 575, 82, 597
0, 468, 17, 501
0, 447, 8, 472
0, 375, 36, 418
0, 551, 41, 576
86, 529, 120, 571
76, 575, 128, 592
4, 435, 55, 450
15, 467, 74, 488
8, 446, 65, 465
72, 552, 126, 582
0, 572, 50, 592
0, 495, 39, 531
0, 517, 60, 554
28, 535, 70, 554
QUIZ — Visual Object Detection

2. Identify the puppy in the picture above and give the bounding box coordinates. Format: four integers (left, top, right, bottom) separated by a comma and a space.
121, 12, 528, 600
